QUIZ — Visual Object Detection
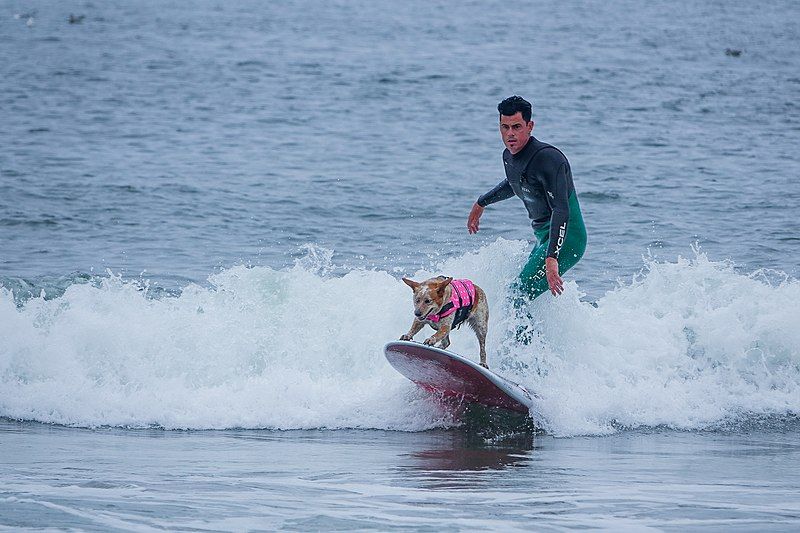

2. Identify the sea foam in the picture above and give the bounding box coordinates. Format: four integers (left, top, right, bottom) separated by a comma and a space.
1, 240, 798, 435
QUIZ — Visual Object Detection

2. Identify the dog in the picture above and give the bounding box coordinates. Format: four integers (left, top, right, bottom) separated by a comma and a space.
399, 276, 490, 368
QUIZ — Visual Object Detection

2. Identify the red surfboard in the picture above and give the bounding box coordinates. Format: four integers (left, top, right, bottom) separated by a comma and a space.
384, 341, 534, 415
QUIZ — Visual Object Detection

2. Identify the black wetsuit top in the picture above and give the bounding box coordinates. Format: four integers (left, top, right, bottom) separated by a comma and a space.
477, 136, 575, 258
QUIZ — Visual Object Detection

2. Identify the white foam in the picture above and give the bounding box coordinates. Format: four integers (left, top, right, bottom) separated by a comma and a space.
1, 240, 798, 435
492, 250, 800, 436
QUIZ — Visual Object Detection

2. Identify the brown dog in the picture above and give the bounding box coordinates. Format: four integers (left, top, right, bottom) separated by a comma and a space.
400, 276, 490, 368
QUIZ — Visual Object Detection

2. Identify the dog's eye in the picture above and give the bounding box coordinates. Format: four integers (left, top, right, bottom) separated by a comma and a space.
425, 299, 431, 304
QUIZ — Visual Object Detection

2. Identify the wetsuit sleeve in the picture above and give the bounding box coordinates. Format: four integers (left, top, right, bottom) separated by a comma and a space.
477, 179, 515, 207
537, 152, 571, 258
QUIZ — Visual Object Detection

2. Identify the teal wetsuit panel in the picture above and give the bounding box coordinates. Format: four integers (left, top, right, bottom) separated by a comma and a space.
516, 192, 587, 299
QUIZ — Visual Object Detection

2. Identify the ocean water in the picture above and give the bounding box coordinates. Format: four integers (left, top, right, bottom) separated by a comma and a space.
2, 0, 800, 530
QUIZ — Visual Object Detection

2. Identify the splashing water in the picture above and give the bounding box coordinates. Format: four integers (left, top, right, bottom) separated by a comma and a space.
1, 240, 798, 435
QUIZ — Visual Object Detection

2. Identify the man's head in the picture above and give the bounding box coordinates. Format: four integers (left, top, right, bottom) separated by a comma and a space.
498, 96, 534, 154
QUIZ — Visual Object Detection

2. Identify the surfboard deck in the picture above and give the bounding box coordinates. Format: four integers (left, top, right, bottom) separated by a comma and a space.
384, 340, 534, 415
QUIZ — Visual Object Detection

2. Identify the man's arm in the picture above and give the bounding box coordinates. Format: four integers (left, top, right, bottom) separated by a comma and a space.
468, 179, 515, 234
477, 178, 514, 208
538, 151, 571, 295
543, 162, 570, 259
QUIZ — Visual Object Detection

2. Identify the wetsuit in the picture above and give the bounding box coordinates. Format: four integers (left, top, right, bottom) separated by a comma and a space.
477, 136, 587, 299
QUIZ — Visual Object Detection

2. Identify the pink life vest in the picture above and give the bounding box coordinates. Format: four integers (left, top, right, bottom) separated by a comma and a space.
427, 279, 476, 327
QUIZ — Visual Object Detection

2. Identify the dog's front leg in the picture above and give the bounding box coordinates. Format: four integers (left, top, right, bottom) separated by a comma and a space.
424, 322, 452, 347
400, 319, 425, 341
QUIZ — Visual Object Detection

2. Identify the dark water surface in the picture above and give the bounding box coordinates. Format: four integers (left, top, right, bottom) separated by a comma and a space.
2, 420, 800, 530
2, 0, 799, 291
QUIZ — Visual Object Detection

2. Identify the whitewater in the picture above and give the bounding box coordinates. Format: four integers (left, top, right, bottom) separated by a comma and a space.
3, 240, 797, 436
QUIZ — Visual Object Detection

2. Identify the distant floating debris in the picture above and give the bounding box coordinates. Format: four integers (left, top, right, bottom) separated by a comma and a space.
725, 48, 742, 57
68, 14, 85, 24
13, 10, 36, 26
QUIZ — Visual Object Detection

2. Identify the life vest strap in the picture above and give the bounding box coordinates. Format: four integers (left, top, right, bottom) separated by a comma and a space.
427, 279, 476, 327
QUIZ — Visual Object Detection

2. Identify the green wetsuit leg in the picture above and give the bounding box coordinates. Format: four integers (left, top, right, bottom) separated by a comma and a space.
516, 192, 587, 299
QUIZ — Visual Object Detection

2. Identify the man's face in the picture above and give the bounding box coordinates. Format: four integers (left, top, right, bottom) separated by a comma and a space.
500, 112, 533, 154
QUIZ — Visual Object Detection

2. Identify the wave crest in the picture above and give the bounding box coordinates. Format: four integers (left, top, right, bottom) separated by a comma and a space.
1, 241, 798, 435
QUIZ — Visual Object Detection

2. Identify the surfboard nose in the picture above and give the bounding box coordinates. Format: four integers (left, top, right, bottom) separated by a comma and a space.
384, 341, 534, 415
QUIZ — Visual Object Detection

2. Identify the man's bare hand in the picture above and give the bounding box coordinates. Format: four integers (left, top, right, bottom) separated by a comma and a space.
545, 257, 563, 296
467, 203, 484, 234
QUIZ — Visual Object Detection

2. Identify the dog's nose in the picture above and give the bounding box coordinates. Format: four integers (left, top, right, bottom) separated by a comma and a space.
414, 311, 422, 317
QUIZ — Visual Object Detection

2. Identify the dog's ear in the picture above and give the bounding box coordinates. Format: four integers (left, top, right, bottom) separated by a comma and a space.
436, 276, 453, 295
402, 277, 420, 290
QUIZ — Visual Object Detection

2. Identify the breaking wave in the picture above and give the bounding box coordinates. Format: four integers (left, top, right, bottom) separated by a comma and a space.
1, 240, 798, 436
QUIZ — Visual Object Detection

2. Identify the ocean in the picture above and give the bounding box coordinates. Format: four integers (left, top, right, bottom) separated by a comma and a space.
1, 0, 799, 530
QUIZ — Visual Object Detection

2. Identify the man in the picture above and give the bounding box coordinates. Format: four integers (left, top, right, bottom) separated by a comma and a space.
467, 96, 587, 299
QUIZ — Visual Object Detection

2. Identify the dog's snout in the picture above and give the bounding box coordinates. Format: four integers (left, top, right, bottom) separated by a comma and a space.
414, 310, 422, 317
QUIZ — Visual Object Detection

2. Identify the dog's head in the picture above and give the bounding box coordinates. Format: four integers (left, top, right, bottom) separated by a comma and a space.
402, 276, 453, 320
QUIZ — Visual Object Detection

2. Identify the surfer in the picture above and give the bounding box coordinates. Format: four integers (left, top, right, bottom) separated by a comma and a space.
467, 96, 587, 300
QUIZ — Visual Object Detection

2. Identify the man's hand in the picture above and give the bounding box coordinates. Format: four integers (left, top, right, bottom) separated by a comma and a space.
545, 257, 563, 296
467, 203, 484, 234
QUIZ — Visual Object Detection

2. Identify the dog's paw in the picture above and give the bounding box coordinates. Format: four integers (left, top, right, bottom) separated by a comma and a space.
399, 334, 412, 341
480, 362, 489, 369
423, 337, 437, 346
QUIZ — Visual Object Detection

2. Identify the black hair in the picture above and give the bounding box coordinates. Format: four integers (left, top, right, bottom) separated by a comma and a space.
497, 95, 533, 122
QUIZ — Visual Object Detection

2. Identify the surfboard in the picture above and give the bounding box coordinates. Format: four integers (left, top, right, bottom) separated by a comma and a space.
384, 340, 534, 415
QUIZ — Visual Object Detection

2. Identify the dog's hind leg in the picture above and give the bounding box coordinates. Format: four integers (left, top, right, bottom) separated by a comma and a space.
468, 314, 489, 368
477, 335, 488, 368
